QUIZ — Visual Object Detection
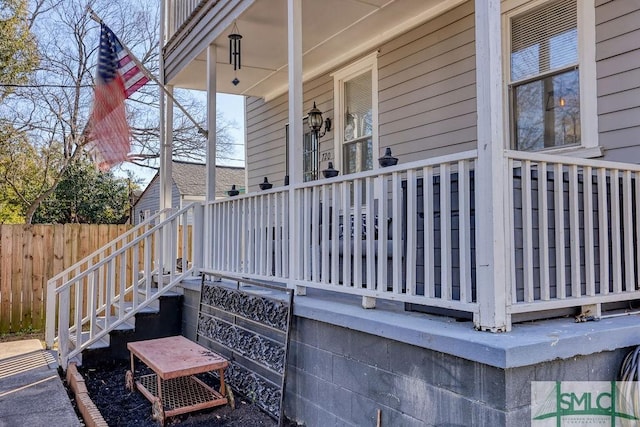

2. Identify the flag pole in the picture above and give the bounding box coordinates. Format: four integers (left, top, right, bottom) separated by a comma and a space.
88, 8, 209, 138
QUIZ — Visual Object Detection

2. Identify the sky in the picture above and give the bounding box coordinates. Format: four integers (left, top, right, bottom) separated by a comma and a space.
120, 92, 245, 186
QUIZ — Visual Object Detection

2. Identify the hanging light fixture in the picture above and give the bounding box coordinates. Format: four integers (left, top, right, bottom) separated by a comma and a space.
228, 21, 242, 86
307, 102, 332, 139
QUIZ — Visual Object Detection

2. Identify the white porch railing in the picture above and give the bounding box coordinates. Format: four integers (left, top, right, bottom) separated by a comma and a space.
45, 203, 202, 368
203, 150, 479, 315
169, 0, 202, 37
506, 150, 640, 315
204, 188, 289, 280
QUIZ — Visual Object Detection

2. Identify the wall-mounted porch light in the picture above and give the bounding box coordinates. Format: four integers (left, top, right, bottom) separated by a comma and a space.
307, 102, 331, 139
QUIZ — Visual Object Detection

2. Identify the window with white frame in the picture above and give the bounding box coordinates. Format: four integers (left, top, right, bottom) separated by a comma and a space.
508, 0, 585, 151
333, 54, 378, 174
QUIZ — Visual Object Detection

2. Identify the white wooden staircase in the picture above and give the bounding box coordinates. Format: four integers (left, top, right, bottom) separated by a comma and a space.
45, 204, 203, 369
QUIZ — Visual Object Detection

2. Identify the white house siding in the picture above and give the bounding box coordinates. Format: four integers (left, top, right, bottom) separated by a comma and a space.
595, 0, 640, 162
133, 180, 180, 225
245, 3, 474, 187
377, 1, 477, 160
245, 73, 333, 190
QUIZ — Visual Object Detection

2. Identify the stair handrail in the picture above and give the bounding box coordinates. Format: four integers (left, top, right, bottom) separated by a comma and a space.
63, 268, 194, 366
46, 208, 171, 286
46, 203, 201, 354
49, 206, 190, 294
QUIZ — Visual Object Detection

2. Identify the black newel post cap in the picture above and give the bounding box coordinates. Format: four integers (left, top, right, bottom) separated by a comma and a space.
228, 184, 240, 196
322, 162, 339, 178
259, 177, 273, 190
378, 147, 398, 167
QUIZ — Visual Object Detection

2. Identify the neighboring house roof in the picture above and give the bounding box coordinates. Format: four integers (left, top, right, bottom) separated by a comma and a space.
172, 161, 207, 197
214, 165, 246, 197
134, 161, 245, 208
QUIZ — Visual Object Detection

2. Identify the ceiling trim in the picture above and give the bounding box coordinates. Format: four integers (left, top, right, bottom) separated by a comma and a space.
260, 0, 467, 102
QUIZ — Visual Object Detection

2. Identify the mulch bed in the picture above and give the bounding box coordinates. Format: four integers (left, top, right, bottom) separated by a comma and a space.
76, 360, 281, 427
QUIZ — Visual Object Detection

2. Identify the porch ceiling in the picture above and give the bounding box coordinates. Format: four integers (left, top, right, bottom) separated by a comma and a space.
169, 0, 456, 100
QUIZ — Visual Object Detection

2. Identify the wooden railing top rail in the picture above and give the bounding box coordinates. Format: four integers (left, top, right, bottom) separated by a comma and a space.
46, 208, 171, 285
293, 149, 478, 190
48, 204, 196, 293
506, 149, 640, 172
204, 150, 479, 207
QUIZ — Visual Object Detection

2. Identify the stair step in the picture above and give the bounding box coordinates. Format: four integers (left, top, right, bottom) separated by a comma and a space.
69, 331, 110, 350
94, 316, 135, 332
113, 301, 160, 314
137, 287, 183, 298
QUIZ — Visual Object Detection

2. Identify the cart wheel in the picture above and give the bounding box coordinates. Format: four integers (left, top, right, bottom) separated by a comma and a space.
152, 398, 165, 425
226, 386, 235, 410
125, 370, 134, 391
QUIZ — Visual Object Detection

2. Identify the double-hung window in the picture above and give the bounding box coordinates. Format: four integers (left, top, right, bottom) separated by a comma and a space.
333, 53, 378, 175
508, 0, 595, 152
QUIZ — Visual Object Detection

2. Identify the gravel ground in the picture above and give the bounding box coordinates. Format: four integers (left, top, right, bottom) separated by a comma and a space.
75, 360, 283, 427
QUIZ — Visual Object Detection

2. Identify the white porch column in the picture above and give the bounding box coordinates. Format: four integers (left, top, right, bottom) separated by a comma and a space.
474, 0, 510, 331
159, 86, 174, 212
159, 1, 173, 273
159, 0, 172, 213
287, 0, 305, 295
206, 44, 217, 201
203, 43, 217, 271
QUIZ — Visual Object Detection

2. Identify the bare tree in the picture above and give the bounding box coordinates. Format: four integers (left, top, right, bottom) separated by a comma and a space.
0, 0, 237, 223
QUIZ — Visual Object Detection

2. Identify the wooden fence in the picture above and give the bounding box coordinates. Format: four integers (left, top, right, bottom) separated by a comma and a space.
0, 224, 133, 334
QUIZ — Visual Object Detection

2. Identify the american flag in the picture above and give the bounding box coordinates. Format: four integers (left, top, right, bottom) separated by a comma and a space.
87, 22, 150, 171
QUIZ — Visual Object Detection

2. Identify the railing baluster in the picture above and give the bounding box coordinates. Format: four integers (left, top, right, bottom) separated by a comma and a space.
268, 196, 275, 277
234, 200, 240, 273
342, 181, 352, 288
584, 167, 596, 296
365, 178, 375, 290
181, 212, 188, 274
376, 175, 389, 292
623, 171, 634, 292
90, 268, 98, 337
597, 168, 609, 295
611, 170, 622, 293
119, 252, 126, 319
58, 287, 70, 367
75, 279, 83, 349
538, 162, 550, 300
226, 201, 232, 272
321, 185, 330, 284
249, 197, 256, 275
522, 160, 534, 303
569, 165, 581, 298
406, 169, 417, 296
106, 260, 114, 320
283, 191, 290, 279
458, 161, 471, 302
390, 173, 402, 294
312, 188, 320, 282
244, 198, 250, 274
331, 183, 340, 286
353, 179, 363, 288
303, 188, 311, 281
440, 164, 451, 301
554, 163, 566, 299
424, 166, 434, 298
